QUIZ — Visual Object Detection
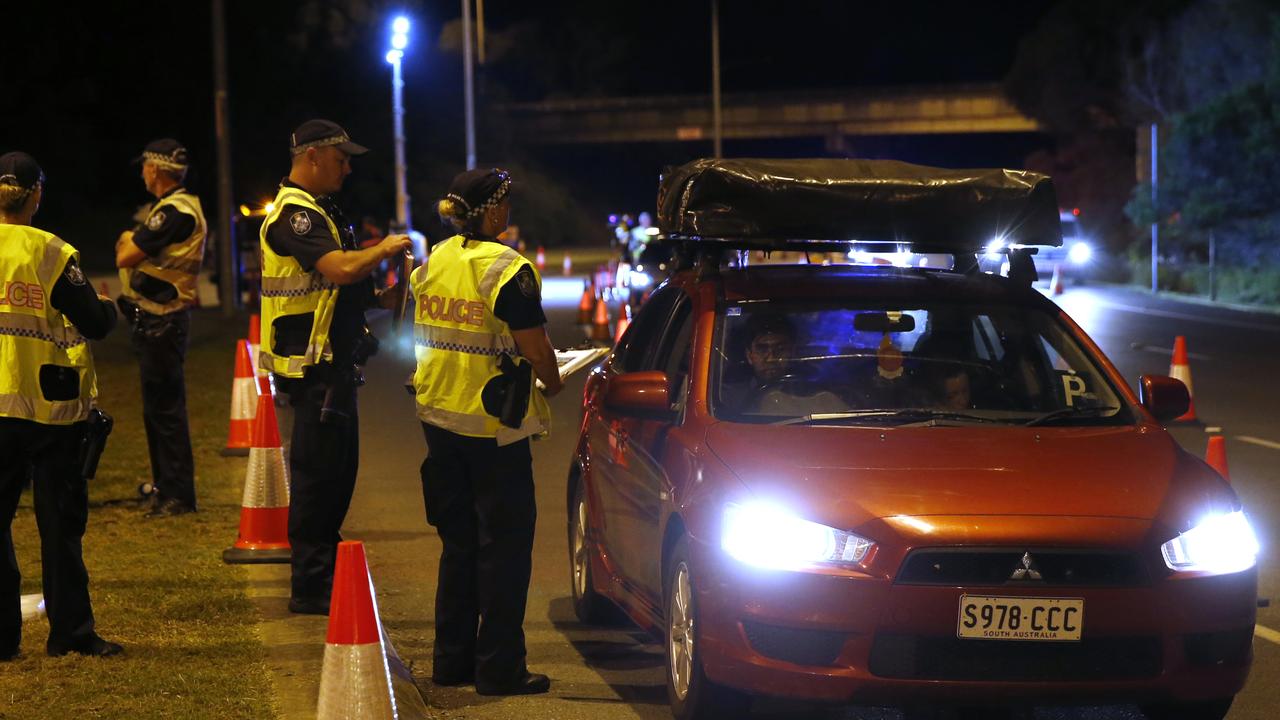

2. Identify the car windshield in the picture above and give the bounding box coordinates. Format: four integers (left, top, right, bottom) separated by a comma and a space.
712, 300, 1129, 426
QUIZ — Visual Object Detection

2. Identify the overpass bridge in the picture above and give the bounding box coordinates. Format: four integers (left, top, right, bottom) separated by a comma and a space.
498, 83, 1041, 145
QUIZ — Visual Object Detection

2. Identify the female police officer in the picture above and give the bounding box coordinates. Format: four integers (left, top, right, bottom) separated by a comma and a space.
0, 152, 120, 659
410, 168, 562, 695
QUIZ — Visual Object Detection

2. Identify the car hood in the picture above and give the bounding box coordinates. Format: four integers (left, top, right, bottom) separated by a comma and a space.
704, 422, 1212, 531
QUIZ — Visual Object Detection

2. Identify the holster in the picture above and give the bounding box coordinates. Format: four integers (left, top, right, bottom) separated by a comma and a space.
79, 408, 114, 480
481, 353, 532, 429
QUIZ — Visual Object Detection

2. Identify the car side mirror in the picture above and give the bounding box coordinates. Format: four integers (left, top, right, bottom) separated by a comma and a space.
1138, 374, 1190, 423
604, 371, 674, 419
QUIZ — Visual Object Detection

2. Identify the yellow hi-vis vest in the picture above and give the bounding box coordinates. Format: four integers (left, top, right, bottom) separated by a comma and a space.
258, 185, 341, 378
120, 189, 207, 315
411, 235, 551, 445
0, 225, 97, 424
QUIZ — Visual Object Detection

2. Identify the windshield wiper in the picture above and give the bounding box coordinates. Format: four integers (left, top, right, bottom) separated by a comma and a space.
1023, 406, 1122, 426
775, 409, 1006, 427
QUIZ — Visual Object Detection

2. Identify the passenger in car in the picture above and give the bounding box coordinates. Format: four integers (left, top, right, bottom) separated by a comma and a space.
720, 311, 846, 416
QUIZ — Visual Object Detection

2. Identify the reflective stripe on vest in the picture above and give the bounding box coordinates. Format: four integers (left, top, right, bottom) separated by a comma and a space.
0, 224, 97, 425
122, 190, 207, 315
411, 235, 550, 443
257, 186, 341, 378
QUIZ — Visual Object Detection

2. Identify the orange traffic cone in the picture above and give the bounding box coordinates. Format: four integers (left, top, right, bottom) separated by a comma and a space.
222, 392, 291, 563
591, 295, 612, 342
1050, 263, 1064, 295
614, 303, 632, 343
562, 252, 572, 276
222, 340, 259, 456
248, 314, 268, 378
535, 245, 546, 271
1169, 336, 1198, 422
1206, 436, 1230, 482
577, 280, 595, 325
99, 280, 110, 297
317, 541, 397, 719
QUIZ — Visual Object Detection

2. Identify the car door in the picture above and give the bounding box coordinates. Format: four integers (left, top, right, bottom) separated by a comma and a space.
588, 286, 681, 599
614, 294, 695, 603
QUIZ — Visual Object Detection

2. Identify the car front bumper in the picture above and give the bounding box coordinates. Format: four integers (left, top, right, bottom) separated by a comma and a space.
692, 535, 1257, 706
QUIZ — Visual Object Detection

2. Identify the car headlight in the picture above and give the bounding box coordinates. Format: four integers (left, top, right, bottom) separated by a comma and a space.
1161, 510, 1259, 574
1068, 241, 1092, 265
722, 502, 874, 570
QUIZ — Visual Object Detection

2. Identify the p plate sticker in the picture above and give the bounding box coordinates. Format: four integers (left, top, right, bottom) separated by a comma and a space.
290, 211, 312, 235
1062, 374, 1088, 406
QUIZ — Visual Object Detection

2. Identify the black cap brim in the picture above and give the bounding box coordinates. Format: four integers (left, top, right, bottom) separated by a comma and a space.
336, 141, 369, 156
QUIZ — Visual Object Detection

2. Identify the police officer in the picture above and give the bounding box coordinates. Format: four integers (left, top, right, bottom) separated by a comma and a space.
412, 168, 562, 695
0, 152, 121, 659
115, 139, 206, 517
259, 120, 411, 614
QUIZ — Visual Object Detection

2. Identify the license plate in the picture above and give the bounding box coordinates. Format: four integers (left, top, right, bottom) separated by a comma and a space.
957, 594, 1084, 641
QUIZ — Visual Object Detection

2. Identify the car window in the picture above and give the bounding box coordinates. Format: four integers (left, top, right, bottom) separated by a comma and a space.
615, 285, 679, 373
657, 297, 694, 396
711, 300, 1128, 425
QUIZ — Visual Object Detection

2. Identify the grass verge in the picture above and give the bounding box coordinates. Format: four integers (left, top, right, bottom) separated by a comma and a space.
2, 309, 277, 720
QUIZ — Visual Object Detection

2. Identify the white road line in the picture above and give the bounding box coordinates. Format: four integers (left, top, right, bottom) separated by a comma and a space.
1256, 624, 1280, 646
1128, 343, 1212, 361
1239, 436, 1280, 451
1097, 299, 1280, 334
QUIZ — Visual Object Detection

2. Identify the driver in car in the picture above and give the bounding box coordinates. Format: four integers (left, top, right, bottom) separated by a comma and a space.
720, 312, 846, 416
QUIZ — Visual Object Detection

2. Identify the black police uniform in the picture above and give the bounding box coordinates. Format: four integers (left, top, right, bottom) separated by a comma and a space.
128, 185, 198, 512
1, 260, 118, 658
421, 252, 548, 689
264, 179, 376, 609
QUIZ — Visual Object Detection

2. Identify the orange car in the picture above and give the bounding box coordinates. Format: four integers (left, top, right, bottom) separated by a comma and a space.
566, 160, 1258, 720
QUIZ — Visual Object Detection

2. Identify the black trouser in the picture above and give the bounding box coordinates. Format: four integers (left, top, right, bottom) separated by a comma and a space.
288, 379, 359, 602
131, 309, 195, 508
0, 419, 95, 655
420, 423, 536, 686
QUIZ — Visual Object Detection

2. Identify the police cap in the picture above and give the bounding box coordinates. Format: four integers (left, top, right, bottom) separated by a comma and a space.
135, 138, 190, 170
290, 119, 368, 157
0, 152, 45, 191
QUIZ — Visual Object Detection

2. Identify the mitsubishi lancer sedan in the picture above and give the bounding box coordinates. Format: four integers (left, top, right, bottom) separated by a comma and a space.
565, 159, 1259, 720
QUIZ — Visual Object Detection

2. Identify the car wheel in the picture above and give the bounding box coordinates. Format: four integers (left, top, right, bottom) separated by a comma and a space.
569, 479, 611, 624
1140, 697, 1233, 720
665, 536, 751, 720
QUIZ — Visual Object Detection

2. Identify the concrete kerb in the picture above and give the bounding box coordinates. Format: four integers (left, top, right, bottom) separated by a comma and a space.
1093, 281, 1280, 317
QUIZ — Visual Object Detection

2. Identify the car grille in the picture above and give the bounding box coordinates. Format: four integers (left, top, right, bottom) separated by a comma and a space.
895, 549, 1149, 587
741, 620, 847, 667
868, 633, 1162, 681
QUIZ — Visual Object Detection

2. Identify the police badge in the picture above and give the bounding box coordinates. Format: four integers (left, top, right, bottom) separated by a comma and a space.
65, 263, 86, 286
146, 210, 166, 231
515, 268, 539, 299
289, 210, 312, 235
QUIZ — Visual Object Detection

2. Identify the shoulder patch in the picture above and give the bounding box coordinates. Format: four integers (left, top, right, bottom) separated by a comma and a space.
64, 263, 86, 286
289, 210, 313, 235
515, 267, 539, 299
146, 210, 166, 231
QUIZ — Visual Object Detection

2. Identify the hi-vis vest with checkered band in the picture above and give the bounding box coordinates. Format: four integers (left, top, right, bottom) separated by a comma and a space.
258, 186, 340, 378
0, 225, 97, 425
120, 189, 207, 315
411, 236, 551, 445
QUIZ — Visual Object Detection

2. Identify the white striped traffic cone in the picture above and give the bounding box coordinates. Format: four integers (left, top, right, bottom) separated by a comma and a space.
1169, 335, 1198, 422
222, 392, 291, 564
317, 541, 397, 720
221, 339, 258, 456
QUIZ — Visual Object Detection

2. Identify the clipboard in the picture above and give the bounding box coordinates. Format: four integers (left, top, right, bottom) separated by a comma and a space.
390, 251, 414, 335
536, 347, 609, 390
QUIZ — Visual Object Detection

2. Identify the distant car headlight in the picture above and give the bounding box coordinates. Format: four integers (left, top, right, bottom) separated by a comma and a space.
629, 270, 653, 289
1068, 241, 1092, 265
1161, 511, 1259, 574
722, 502, 874, 570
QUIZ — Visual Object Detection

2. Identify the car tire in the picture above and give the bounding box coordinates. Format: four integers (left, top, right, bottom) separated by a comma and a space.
665, 536, 751, 720
1140, 697, 1233, 720
568, 479, 612, 625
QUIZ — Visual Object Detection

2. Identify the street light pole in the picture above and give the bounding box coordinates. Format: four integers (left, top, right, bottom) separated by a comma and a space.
711, 0, 723, 159
211, 0, 238, 315
462, 0, 477, 169
387, 17, 411, 230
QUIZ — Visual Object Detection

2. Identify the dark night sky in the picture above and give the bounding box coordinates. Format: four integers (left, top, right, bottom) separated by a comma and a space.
4, 1, 1056, 264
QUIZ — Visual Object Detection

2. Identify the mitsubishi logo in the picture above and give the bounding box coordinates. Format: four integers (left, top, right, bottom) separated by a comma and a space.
1009, 552, 1043, 581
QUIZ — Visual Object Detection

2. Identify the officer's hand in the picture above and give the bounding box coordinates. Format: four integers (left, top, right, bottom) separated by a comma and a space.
116, 230, 133, 250
379, 234, 413, 259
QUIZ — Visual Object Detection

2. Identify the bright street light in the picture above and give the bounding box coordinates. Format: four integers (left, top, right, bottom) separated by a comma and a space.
386, 15, 412, 231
